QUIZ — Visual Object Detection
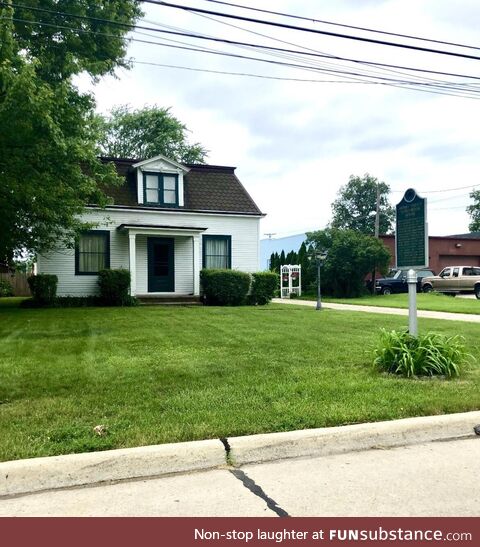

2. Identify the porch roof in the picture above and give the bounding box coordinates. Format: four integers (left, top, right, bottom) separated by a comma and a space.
117, 223, 207, 236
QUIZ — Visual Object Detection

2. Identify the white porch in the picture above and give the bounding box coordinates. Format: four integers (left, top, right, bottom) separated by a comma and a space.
117, 224, 207, 297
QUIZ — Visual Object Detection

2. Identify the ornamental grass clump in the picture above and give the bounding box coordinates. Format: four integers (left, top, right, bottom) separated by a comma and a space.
373, 329, 470, 378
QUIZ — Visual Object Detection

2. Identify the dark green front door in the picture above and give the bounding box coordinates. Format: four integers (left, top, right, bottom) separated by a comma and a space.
147, 237, 175, 292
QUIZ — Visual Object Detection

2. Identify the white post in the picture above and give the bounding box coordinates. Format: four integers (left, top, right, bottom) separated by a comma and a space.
407, 269, 418, 336
193, 234, 200, 296
280, 265, 284, 298
298, 266, 302, 297
288, 265, 292, 296
128, 233, 136, 296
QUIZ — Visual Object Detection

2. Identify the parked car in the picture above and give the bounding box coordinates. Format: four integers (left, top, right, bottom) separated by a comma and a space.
421, 266, 480, 298
375, 269, 435, 295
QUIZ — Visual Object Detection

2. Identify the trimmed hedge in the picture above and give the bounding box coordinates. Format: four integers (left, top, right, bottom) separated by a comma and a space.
250, 271, 278, 305
200, 269, 251, 306
98, 269, 135, 306
27, 274, 58, 305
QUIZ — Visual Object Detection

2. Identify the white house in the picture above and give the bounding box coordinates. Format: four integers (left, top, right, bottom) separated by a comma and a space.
37, 155, 264, 299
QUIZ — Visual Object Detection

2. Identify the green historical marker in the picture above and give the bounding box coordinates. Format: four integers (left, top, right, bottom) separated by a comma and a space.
396, 188, 428, 270
396, 188, 428, 336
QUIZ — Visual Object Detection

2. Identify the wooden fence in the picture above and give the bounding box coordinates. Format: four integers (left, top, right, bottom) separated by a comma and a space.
0, 272, 31, 296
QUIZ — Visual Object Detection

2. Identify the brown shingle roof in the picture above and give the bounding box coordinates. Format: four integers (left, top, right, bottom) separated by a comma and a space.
99, 157, 263, 215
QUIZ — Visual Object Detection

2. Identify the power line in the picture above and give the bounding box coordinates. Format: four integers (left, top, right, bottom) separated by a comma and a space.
131, 60, 480, 102
391, 184, 480, 194
5, 17, 480, 99
144, 1, 480, 62
133, 60, 392, 84
8, 2, 480, 83
184, 10, 479, 96
6, 3, 480, 98
104, 27, 480, 83
5, 15, 480, 98
197, 0, 480, 54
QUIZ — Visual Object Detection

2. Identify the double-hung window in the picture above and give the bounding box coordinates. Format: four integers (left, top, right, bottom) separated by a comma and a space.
75, 231, 110, 275
144, 173, 178, 206
202, 235, 231, 269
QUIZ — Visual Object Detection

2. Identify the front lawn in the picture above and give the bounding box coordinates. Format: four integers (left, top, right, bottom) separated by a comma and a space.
0, 298, 479, 462
299, 293, 480, 314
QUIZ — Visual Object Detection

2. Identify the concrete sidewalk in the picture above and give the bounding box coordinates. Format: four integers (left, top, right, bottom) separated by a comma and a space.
273, 298, 480, 322
1, 412, 479, 516
1, 437, 479, 517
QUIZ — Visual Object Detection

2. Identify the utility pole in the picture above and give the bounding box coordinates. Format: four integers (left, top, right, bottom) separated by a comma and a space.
374, 183, 380, 238
372, 183, 381, 295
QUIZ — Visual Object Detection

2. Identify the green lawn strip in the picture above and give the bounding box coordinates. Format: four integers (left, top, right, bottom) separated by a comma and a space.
298, 293, 480, 314
0, 301, 479, 462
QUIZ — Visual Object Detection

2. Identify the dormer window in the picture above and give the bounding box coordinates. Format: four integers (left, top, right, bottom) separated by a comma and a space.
143, 172, 179, 206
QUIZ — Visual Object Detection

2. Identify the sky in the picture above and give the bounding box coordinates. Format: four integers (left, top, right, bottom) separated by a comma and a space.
77, 0, 480, 239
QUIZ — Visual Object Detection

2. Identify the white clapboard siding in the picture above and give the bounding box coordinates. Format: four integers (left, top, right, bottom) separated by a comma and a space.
37, 207, 260, 296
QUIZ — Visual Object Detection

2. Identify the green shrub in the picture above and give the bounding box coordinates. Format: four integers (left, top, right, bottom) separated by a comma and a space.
98, 269, 135, 306
200, 269, 251, 306
27, 274, 58, 306
0, 279, 13, 297
250, 271, 278, 305
373, 329, 470, 378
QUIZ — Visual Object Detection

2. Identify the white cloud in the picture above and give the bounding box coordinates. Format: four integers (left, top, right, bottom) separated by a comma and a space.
77, 0, 480, 237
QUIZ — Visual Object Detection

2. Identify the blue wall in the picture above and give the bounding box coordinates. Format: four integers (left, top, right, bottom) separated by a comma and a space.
260, 233, 307, 270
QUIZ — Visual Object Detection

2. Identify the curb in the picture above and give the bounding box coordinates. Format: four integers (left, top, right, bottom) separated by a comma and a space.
227, 411, 480, 466
1, 411, 479, 497
0, 439, 225, 498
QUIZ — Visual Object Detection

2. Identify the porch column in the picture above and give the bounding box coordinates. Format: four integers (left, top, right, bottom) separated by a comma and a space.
129, 233, 136, 296
193, 234, 200, 296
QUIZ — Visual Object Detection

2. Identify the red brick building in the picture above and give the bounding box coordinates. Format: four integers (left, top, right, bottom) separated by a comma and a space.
380, 233, 480, 274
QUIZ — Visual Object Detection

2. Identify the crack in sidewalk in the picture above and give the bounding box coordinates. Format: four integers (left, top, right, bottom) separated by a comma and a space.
229, 469, 290, 518
219, 437, 290, 517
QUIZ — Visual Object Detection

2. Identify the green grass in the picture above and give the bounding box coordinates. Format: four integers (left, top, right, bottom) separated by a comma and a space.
1, 297, 479, 462
299, 292, 480, 314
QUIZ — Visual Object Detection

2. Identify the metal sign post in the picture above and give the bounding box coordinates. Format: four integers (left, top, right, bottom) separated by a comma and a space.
396, 189, 428, 336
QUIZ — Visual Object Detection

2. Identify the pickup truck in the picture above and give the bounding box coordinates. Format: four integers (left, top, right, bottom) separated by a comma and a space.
421, 266, 480, 298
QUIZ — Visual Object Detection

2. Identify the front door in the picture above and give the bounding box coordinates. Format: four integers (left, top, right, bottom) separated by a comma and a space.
147, 237, 175, 292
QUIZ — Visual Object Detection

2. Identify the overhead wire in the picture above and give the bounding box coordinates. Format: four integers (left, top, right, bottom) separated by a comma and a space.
182, 11, 467, 88
6, 1, 480, 86
196, 0, 480, 54
143, 1, 480, 62
4, 2, 480, 98
391, 184, 479, 194
135, 16, 480, 84
4, 15, 480, 99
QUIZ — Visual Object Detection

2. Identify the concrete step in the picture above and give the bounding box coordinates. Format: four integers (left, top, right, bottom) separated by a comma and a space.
136, 295, 202, 306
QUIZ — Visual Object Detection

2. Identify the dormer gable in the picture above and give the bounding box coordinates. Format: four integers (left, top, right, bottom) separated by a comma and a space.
132, 155, 190, 207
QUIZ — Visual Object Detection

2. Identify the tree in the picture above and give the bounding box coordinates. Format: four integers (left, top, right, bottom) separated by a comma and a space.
306, 228, 391, 297
331, 174, 395, 235
269, 252, 280, 273
297, 241, 315, 292
467, 190, 480, 232
0, 1, 142, 266
98, 105, 208, 163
